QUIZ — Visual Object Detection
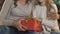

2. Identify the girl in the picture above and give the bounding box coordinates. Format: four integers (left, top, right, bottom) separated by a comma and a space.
33, 0, 59, 34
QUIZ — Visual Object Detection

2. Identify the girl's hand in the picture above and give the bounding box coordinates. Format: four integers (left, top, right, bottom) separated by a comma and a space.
52, 14, 59, 20
48, 8, 59, 20
48, 12, 59, 20
12, 20, 27, 31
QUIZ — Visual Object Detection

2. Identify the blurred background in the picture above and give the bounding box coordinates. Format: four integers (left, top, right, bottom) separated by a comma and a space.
0, 0, 5, 11
0, 0, 60, 28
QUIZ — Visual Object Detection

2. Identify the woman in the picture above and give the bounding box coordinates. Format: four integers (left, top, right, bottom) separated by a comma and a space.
33, 0, 60, 34
0, 0, 36, 34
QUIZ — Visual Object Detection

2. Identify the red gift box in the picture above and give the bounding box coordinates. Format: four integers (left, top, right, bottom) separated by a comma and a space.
27, 19, 38, 31
21, 19, 42, 32
20, 19, 26, 26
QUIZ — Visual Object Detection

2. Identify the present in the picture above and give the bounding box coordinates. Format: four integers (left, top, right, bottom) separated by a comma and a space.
27, 19, 38, 31
20, 16, 42, 32
20, 19, 26, 26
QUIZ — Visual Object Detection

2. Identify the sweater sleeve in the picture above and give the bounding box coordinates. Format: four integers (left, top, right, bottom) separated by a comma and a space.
0, 0, 14, 26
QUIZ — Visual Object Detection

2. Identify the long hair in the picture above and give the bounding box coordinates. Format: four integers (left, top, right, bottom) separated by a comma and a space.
14, 0, 32, 7
46, 0, 55, 11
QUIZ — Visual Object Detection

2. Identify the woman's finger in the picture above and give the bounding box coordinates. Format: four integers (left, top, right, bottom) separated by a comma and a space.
0, 20, 4, 26
18, 25, 26, 31
21, 24, 27, 29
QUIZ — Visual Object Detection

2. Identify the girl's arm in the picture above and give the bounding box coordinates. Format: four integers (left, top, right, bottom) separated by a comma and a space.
48, 4, 59, 20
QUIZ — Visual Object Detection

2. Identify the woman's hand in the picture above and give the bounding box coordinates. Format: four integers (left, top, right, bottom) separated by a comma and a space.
12, 20, 27, 31
0, 20, 4, 26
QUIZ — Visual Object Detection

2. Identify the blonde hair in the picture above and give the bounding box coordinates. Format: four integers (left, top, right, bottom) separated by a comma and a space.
46, 0, 55, 11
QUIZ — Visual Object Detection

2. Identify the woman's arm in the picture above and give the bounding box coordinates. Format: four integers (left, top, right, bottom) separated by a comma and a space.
0, 0, 14, 26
